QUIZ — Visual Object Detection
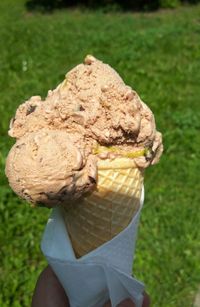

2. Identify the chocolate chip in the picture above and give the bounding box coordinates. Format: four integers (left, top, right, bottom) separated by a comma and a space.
88, 176, 96, 184
26, 105, 37, 116
80, 105, 85, 111
16, 143, 25, 149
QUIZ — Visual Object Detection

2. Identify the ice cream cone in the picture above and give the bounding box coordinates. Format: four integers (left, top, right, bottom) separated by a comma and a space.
61, 157, 144, 257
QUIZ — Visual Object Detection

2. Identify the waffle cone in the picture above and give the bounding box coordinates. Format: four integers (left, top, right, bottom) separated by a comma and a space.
61, 158, 144, 257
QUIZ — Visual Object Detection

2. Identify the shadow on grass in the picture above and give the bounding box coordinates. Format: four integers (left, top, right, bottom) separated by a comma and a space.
25, 0, 160, 13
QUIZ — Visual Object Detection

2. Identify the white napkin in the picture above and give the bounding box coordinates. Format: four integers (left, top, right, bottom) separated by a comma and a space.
41, 187, 145, 307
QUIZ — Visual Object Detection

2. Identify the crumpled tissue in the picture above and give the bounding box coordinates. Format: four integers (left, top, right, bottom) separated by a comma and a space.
41, 187, 145, 307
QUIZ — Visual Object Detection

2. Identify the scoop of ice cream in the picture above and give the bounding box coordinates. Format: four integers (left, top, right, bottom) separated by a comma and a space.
6, 55, 163, 206
8, 55, 162, 164
5, 129, 97, 207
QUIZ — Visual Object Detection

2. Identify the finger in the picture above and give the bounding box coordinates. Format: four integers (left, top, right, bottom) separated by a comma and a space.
142, 292, 150, 307
103, 300, 112, 307
32, 265, 70, 307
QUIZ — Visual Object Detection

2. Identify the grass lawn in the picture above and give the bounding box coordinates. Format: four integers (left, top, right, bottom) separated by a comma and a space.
0, 0, 200, 306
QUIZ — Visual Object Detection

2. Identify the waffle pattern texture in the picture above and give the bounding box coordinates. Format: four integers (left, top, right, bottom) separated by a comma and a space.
62, 158, 144, 257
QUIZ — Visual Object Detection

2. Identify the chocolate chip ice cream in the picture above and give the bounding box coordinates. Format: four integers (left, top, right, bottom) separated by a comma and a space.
5, 55, 163, 207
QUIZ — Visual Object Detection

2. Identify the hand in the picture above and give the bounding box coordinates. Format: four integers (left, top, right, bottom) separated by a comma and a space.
32, 265, 150, 307
32, 265, 70, 307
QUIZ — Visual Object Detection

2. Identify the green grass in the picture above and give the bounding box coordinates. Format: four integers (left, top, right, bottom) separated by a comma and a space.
1, 1, 200, 306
